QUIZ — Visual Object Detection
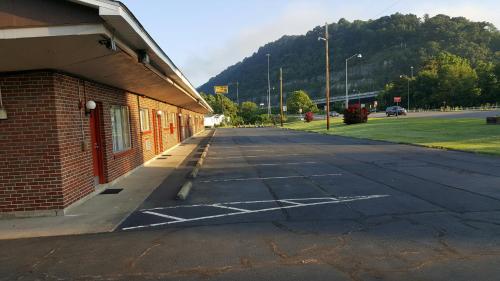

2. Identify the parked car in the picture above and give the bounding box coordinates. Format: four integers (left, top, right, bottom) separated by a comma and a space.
329, 111, 340, 117
386, 106, 407, 116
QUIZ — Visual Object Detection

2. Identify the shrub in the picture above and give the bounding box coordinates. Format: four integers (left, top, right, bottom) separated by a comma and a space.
258, 114, 273, 125
343, 104, 369, 125
304, 112, 314, 122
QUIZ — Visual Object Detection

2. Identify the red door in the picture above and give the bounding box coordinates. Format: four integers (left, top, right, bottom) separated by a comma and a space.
89, 104, 104, 185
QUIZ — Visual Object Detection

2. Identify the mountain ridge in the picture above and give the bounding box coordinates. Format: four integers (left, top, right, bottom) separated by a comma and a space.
198, 13, 500, 105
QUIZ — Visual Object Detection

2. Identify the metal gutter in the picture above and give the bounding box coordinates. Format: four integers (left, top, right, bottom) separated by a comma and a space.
68, 0, 213, 113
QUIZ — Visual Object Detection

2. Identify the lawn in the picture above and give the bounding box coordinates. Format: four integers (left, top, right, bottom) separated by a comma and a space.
284, 117, 500, 156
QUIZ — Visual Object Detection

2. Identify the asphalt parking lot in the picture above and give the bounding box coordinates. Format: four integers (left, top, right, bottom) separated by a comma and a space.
3, 127, 500, 281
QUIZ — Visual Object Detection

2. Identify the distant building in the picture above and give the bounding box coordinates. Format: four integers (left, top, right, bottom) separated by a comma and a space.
0, 0, 212, 216
204, 115, 226, 128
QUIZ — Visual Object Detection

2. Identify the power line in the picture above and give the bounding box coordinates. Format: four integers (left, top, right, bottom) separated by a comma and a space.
373, 0, 405, 19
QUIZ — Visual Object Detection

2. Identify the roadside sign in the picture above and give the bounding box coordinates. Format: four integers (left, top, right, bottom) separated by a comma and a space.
394, 97, 401, 103
214, 86, 229, 94
283, 106, 287, 112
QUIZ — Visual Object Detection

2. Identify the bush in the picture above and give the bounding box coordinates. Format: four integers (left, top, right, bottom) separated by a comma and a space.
304, 112, 314, 122
343, 105, 369, 125
231, 116, 244, 126
258, 114, 274, 125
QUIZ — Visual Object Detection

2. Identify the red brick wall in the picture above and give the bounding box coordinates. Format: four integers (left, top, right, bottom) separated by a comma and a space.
0, 71, 206, 214
0, 72, 64, 212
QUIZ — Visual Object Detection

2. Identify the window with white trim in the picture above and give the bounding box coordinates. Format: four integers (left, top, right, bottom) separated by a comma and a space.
139, 108, 150, 132
110, 105, 131, 152
161, 111, 168, 128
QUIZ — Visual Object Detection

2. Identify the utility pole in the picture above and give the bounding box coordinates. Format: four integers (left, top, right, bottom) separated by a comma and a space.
280, 67, 283, 127
345, 53, 362, 109
410, 66, 414, 110
236, 81, 239, 105
325, 23, 330, 130
266, 54, 271, 117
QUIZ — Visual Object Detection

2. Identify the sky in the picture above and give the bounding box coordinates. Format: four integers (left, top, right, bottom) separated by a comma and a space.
121, 0, 500, 87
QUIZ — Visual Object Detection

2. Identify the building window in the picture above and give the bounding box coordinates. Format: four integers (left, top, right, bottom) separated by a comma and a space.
162, 111, 168, 128
110, 105, 131, 152
140, 108, 150, 132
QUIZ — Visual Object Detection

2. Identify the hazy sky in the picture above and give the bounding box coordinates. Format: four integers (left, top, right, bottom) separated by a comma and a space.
121, 0, 500, 87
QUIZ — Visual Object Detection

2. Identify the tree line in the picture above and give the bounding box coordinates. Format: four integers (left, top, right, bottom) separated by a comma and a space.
198, 13, 499, 108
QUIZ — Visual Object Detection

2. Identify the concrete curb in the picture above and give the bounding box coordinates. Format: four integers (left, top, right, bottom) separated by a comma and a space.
176, 181, 192, 200
176, 129, 215, 200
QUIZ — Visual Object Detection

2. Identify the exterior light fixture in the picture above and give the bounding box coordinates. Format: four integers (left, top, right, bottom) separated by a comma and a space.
157, 110, 163, 116
85, 100, 96, 115
99, 39, 117, 51
138, 50, 150, 64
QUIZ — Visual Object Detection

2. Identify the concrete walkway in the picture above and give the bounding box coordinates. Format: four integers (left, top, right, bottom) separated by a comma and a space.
0, 130, 212, 240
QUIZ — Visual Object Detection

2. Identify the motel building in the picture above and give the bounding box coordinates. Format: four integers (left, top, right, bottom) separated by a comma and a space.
0, 0, 212, 216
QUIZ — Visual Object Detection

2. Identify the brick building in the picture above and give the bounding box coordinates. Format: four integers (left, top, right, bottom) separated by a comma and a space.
0, 0, 212, 216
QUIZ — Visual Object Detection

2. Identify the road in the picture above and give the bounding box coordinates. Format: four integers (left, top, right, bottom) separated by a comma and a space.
371, 109, 500, 119
2, 128, 500, 281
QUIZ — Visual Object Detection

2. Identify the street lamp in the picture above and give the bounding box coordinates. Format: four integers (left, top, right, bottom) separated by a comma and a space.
318, 22, 331, 130
266, 54, 271, 117
345, 53, 362, 109
229, 81, 239, 105
400, 74, 410, 110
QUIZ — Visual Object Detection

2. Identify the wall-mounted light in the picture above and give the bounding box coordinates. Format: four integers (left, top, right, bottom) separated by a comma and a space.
99, 39, 117, 51
85, 100, 96, 116
157, 110, 163, 116
138, 50, 150, 64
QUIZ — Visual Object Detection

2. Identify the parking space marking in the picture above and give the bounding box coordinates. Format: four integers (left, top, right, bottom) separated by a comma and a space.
122, 195, 389, 231
143, 211, 186, 221
211, 204, 250, 212
253, 162, 317, 166
198, 173, 342, 183
279, 200, 304, 206
210, 154, 306, 160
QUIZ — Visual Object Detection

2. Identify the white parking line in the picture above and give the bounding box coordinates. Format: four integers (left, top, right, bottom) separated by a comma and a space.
123, 195, 389, 231
253, 162, 317, 166
198, 173, 342, 183
143, 211, 186, 221
210, 154, 306, 160
141, 197, 358, 212
279, 200, 304, 206
211, 204, 250, 212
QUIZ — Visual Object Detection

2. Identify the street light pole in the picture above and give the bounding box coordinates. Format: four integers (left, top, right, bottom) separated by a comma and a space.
400, 74, 410, 110
266, 54, 271, 117
280, 67, 284, 127
345, 53, 362, 109
236, 81, 239, 105
318, 23, 330, 130
410, 66, 414, 110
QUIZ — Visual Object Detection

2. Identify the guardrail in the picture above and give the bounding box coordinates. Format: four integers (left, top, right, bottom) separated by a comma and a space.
407, 106, 500, 113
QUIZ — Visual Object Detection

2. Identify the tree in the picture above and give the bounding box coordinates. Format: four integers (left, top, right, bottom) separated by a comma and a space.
286, 90, 318, 114
201, 92, 238, 118
411, 52, 480, 108
476, 61, 499, 104
239, 101, 259, 124
198, 13, 500, 105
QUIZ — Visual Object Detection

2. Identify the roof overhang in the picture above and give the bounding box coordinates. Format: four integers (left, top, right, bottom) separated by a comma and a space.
0, 0, 212, 113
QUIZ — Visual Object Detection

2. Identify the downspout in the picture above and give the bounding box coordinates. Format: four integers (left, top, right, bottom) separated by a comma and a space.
78, 80, 87, 151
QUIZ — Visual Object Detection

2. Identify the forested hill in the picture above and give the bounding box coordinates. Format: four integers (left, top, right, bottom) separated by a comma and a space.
197, 14, 500, 104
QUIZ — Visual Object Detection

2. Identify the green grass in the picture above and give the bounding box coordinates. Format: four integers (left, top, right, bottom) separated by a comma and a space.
284, 117, 500, 156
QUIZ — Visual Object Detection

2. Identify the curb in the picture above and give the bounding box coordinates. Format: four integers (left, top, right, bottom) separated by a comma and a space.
176, 129, 215, 200
176, 181, 192, 200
